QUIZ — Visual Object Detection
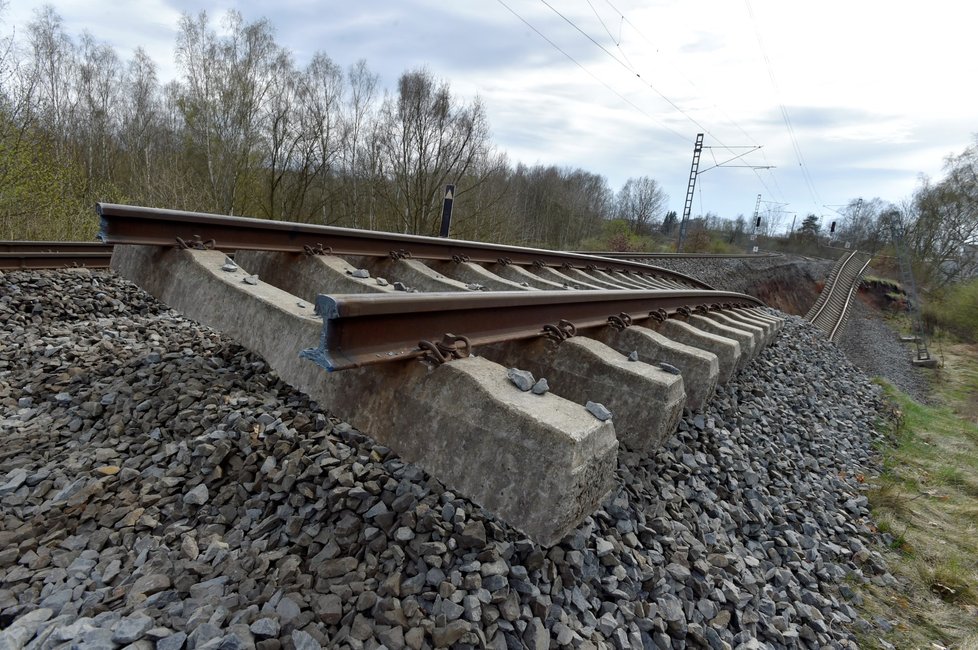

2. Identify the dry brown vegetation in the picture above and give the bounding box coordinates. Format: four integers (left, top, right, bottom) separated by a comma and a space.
858, 342, 978, 649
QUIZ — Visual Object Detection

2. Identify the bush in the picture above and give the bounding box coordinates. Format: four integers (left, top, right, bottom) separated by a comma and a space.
924, 278, 978, 342
577, 219, 667, 253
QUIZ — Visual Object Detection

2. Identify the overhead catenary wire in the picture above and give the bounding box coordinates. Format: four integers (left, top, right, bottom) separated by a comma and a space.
538, 0, 787, 217
494, 0, 690, 144
743, 0, 822, 210
599, 0, 760, 150
500, 0, 798, 216
602, 0, 790, 205
585, 0, 636, 71
537, 0, 727, 147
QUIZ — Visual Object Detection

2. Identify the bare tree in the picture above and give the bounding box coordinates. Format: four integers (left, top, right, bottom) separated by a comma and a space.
118, 48, 162, 197
25, 6, 77, 155
376, 68, 491, 235
905, 140, 978, 286
615, 176, 667, 235
75, 32, 119, 191
302, 52, 345, 223
176, 10, 278, 214
336, 59, 379, 229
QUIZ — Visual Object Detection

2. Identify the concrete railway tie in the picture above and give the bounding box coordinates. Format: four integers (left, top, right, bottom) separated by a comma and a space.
101, 206, 784, 546
111, 245, 782, 546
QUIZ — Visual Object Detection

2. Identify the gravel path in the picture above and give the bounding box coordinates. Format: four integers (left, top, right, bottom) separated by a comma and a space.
1, 269, 895, 649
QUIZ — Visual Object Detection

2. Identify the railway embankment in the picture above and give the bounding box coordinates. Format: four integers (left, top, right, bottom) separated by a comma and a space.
639, 255, 834, 316
0, 265, 899, 648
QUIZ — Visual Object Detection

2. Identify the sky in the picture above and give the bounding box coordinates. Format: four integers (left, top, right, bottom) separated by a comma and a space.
5, 0, 977, 232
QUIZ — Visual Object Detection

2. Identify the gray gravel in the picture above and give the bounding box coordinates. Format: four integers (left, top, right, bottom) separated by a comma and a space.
835, 300, 933, 404
1, 268, 895, 649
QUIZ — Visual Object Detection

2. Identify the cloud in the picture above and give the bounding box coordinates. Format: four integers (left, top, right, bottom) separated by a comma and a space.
4, 0, 976, 220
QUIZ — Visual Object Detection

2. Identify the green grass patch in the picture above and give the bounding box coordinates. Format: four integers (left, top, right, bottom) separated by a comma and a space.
863, 275, 905, 293
858, 345, 978, 648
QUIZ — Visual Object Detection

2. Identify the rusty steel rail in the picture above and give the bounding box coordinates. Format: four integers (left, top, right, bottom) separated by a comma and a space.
0, 241, 113, 270
301, 289, 762, 371
0, 241, 113, 254
96, 203, 713, 289
572, 250, 782, 259
806, 250, 873, 341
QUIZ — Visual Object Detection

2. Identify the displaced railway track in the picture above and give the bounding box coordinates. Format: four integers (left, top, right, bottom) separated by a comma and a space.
89, 203, 783, 543
806, 249, 873, 341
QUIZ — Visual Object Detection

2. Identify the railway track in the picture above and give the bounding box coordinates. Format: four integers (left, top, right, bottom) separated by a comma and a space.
96, 204, 714, 291
571, 250, 782, 260
0, 241, 113, 270
18, 203, 785, 544
806, 249, 873, 341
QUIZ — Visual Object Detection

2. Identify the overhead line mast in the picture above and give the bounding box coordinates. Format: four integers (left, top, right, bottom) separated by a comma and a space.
676, 136, 773, 252
676, 134, 704, 252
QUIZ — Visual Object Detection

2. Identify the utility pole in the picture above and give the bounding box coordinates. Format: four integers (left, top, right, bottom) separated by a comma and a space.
676, 133, 704, 252
750, 194, 761, 241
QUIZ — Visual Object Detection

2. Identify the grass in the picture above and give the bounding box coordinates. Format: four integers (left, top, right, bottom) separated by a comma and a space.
863, 275, 905, 293
857, 341, 978, 649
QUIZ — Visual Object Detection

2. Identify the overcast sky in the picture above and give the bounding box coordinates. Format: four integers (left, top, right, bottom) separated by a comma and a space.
6, 1, 977, 231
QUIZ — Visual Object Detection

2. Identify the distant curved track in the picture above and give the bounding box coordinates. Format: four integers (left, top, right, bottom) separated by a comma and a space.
805, 250, 873, 341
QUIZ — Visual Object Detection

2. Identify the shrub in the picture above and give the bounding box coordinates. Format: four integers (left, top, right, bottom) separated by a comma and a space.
923, 278, 978, 342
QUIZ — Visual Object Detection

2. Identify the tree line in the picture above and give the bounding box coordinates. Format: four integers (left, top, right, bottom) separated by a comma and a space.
791, 138, 978, 289
1, 5, 974, 287
0, 7, 669, 247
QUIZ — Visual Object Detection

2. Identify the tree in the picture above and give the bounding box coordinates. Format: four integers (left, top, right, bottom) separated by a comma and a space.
118, 48, 163, 192
376, 68, 492, 235
904, 140, 978, 286
615, 176, 667, 235
839, 197, 890, 252
75, 32, 120, 192
661, 210, 678, 235
175, 10, 279, 214
25, 6, 77, 156
335, 59, 379, 229
728, 215, 746, 243
798, 213, 820, 240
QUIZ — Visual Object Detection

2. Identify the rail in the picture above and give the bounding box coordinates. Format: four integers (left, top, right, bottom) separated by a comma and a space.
96, 203, 713, 289
571, 250, 782, 259
302, 289, 762, 370
0, 241, 113, 270
99, 204, 781, 545
806, 250, 873, 341
806, 250, 858, 324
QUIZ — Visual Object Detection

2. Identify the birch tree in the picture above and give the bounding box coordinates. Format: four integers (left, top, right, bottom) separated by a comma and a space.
175, 10, 278, 214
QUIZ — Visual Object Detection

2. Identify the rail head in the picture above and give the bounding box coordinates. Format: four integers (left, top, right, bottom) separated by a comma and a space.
300, 288, 764, 371
96, 203, 714, 289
